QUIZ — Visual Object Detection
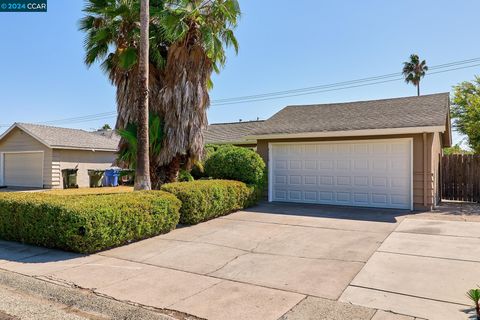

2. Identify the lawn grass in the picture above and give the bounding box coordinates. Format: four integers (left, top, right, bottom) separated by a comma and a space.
45, 186, 134, 196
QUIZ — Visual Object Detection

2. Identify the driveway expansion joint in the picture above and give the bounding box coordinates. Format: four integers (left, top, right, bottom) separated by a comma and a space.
376, 248, 480, 264
348, 284, 471, 307
219, 216, 397, 234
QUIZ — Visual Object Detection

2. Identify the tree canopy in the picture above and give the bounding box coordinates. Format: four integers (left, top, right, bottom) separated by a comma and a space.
402, 54, 428, 96
443, 143, 473, 155
451, 76, 480, 154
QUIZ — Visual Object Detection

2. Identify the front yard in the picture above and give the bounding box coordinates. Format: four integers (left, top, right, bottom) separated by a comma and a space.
1, 202, 478, 319
0, 146, 265, 254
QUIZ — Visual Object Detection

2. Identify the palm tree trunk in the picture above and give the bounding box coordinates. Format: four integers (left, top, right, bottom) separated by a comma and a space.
134, 0, 151, 191
417, 83, 420, 96
157, 39, 212, 182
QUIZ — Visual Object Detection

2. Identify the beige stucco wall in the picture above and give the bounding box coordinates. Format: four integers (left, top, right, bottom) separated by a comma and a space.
256, 133, 440, 211
0, 127, 53, 188
53, 149, 116, 188
431, 132, 443, 206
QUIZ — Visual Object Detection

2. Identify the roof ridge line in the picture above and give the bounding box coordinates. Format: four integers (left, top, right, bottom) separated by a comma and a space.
283, 92, 449, 109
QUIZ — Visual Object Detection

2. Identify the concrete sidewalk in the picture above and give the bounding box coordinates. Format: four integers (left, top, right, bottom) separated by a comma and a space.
0, 269, 191, 320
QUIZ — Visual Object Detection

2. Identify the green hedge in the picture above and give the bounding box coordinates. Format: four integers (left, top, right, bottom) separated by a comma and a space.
0, 191, 180, 254
161, 180, 255, 225
204, 146, 266, 185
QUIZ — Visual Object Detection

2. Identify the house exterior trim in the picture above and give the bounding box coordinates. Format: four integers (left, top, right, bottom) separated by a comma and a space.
246, 126, 446, 141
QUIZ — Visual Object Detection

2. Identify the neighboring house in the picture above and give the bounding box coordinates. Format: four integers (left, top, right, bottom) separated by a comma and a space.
207, 93, 452, 211
0, 123, 119, 189
204, 120, 264, 147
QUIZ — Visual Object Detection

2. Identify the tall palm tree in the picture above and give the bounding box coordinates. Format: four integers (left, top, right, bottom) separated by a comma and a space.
134, 0, 152, 190
79, 0, 168, 132
155, 0, 240, 182
81, 0, 240, 186
402, 54, 428, 96
80, 0, 169, 187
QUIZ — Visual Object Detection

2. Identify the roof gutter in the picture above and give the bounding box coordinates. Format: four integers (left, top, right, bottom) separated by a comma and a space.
245, 126, 446, 141
52, 146, 118, 152
206, 140, 257, 146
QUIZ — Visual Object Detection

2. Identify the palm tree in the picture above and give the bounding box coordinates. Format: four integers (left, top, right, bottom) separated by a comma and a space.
402, 54, 428, 96
467, 288, 480, 319
118, 114, 164, 187
81, 0, 240, 186
155, 0, 240, 182
79, 0, 167, 132
80, 0, 169, 187
134, 0, 152, 190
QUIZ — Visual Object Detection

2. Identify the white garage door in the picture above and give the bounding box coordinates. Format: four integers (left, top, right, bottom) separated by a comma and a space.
4, 152, 44, 188
269, 139, 412, 209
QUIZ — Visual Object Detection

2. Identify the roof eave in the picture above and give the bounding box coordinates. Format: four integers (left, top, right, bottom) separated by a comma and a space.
205, 140, 257, 146
51, 146, 118, 152
246, 126, 447, 140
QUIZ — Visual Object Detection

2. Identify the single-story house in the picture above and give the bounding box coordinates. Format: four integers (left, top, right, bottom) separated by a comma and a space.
206, 93, 452, 211
0, 123, 119, 189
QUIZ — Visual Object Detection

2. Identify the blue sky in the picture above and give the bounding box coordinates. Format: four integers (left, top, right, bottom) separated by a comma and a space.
1, 0, 479, 145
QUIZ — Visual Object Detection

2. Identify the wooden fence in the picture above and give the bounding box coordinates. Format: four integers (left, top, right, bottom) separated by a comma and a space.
441, 154, 480, 202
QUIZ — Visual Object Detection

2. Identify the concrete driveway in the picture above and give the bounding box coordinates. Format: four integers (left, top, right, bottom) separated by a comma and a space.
0, 202, 478, 319
0, 203, 408, 320
340, 217, 480, 320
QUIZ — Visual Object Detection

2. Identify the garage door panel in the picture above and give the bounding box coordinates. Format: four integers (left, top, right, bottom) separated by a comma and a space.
4, 152, 43, 188
270, 140, 412, 209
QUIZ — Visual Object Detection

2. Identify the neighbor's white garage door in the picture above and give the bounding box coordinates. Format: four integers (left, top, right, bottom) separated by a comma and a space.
269, 139, 412, 209
4, 152, 43, 188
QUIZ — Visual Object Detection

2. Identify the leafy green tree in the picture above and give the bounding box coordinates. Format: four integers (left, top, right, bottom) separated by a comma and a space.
451, 77, 480, 153
101, 124, 112, 130
443, 143, 473, 155
402, 54, 428, 96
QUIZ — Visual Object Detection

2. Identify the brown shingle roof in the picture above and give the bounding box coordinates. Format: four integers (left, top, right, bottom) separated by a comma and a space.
14, 123, 120, 151
252, 93, 450, 136
205, 120, 265, 144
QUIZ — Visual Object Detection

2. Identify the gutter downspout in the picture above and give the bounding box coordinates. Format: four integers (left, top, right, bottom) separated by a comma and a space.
423, 132, 428, 208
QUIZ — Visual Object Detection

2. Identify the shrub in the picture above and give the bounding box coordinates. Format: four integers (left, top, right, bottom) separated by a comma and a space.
204, 146, 266, 185
161, 180, 255, 224
0, 191, 180, 254
178, 169, 194, 182
190, 144, 223, 179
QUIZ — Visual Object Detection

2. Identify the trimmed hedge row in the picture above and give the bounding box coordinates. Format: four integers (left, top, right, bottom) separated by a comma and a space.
0, 191, 180, 254
161, 180, 256, 225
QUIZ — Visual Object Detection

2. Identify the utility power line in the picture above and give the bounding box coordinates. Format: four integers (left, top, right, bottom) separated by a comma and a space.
210, 62, 480, 106
212, 57, 480, 103
1, 57, 479, 128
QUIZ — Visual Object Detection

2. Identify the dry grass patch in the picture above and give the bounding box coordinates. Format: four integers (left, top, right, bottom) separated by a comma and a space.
45, 186, 134, 196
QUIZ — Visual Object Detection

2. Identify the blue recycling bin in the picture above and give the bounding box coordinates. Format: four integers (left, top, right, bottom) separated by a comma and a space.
105, 168, 121, 187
